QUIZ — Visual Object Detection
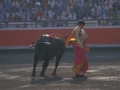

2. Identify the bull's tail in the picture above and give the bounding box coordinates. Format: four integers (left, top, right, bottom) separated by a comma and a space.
29, 42, 36, 48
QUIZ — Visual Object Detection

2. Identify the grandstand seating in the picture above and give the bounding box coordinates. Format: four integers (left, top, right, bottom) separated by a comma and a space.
0, 0, 120, 28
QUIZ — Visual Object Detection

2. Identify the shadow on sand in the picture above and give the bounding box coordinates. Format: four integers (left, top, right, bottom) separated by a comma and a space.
31, 75, 88, 85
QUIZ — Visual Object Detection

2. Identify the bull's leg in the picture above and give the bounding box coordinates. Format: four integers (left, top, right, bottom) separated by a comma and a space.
40, 59, 49, 77
52, 57, 60, 76
52, 46, 65, 76
31, 55, 38, 77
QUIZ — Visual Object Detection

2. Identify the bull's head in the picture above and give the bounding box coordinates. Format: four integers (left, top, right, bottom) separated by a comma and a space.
35, 42, 51, 61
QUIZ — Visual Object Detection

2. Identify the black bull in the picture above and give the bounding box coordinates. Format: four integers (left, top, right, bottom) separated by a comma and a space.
30, 34, 65, 77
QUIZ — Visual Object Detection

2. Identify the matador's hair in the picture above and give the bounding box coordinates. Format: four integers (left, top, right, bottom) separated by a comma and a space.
77, 20, 85, 25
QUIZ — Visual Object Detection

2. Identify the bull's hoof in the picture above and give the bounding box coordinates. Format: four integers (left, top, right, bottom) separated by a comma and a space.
31, 73, 35, 77
52, 72, 56, 76
40, 74, 44, 77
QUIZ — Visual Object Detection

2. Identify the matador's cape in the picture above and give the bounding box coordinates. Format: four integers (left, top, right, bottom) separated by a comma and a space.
65, 35, 90, 52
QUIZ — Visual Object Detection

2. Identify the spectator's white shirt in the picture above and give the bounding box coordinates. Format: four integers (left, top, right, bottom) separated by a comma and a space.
12, 12, 19, 17
91, 8, 95, 16
62, 11, 69, 17
67, 6, 73, 12
48, 0, 55, 8
55, 1, 62, 8
57, 15, 64, 20
97, 5, 102, 12
37, 16, 45, 20
69, 12, 76, 20
33, 25, 40, 28
22, 18, 30, 21
105, 0, 113, 5
19, 11, 27, 18
48, 10, 55, 18
104, 4, 113, 11
12, 2, 20, 7
83, 16, 91, 20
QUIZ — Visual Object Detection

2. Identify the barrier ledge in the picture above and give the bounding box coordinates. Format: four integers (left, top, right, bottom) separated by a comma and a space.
0, 44, 120, 50
0, 26, 120, 31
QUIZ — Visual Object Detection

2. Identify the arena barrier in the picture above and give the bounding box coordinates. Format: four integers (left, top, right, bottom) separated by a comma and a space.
0, 27, 120, 49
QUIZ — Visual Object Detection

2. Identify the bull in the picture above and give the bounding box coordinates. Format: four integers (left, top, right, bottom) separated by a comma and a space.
30, 34, 65, 77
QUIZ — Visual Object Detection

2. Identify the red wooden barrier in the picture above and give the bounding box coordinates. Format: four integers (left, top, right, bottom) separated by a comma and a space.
0, 27, 120, 46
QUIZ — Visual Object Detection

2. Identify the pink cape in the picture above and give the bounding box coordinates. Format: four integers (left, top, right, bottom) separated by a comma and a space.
72, 43, 88, 74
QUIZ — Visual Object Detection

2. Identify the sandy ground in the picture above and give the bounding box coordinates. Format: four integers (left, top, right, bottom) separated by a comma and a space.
0, 49, 120, 90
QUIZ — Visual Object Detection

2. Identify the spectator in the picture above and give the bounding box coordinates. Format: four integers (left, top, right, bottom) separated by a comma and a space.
30, 14, 37, 21
45, 13, 51, 20
113, 12, 119, 19
56, 22, 63, 27
5, 0, 12, 8
70, 0, 77, 7
12, 0, 20, 8
105, 20, 112, 26
101, 6, 107, 18
52, 14, 57, 20
83, 5, 91, 16
92, 9, 99, 19
83, 14, 91, 20
0, 1, 3, 9
42, 22, 49, 27
16, 24, 21, 28
33, 22, 40, 28
73, 3, 80, 20
48, 8, 55, 18
4, 22, 10, 28
90, 1, 97, 8
50, 22, 56, 27
105, 0, 113, 6
48, 0, 55, 8
105, 3, 113, 11
67, 3, 73, 13
77, 0, 84, 8
0, 9, 3, 21
62, 8, 69, 18
19, 9, 26, 18
35, 9, 43, 18
8, 14, 14, 21
64, 13, 70, 19
2, 13, 8, 21
11, 3, 19, 12
79, 13, 84, 20
64, 21, 70, 27
113, 1, 120, 11
37, 14, 44, 20
22, 14, 30, 21
112, 20, 118, 25
14, 14, 22, 21
95, 20, 102, 26
69, 10, 76, 20
55, 0, 62, 8
22, 23, 28, 28
2, 3, 9, 13
57, 12, 63, 20
12, 9, 19, 17
0, 22, 3, 28
106, 13, 113, 19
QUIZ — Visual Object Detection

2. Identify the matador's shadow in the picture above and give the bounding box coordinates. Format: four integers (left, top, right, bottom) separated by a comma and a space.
30, 76, 63, 85
30, 76, 88, 85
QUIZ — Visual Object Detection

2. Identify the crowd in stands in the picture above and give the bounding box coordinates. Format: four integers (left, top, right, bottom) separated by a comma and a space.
0, 0, 120, 28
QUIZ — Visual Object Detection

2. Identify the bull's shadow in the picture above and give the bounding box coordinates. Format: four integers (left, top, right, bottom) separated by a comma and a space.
31, 76, 63, 85
30, 76, 88, 85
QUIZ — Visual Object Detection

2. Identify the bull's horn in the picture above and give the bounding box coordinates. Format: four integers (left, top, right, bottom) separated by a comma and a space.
44, 42, 51, 45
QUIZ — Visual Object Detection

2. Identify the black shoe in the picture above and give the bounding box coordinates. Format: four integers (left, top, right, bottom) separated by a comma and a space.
76, 74, 86, 77
76, 74, 83, 77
